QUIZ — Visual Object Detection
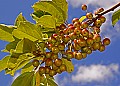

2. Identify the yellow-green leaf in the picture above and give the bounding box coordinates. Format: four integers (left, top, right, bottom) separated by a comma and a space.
32, 10, 51, 19
15, 38, 36, 53
38, 15, 56, 28
21, 62, 34, 74
52, 0, 68, 20
14, 13, 27, 26
0, 24, 15, 42
32, 1, 66, 24
41, 74, 58, 86
11, 72, 35, 86
0, 56, 10, 72
2, 38, 20, 52
61, 58, 74, 73
47, 78, 58, 86
112, 9, 120, 26
7, 57, 17, 69
6, 53, 33, 76
36, 71, 40, 86
12, 21, 42, 42
79, 16, 86, 23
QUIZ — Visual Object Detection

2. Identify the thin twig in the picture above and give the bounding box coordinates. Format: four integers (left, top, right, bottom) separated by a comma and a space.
86, 2, 120, 25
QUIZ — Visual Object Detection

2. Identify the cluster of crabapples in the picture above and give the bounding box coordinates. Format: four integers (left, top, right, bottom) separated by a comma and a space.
32, 4, 110, 77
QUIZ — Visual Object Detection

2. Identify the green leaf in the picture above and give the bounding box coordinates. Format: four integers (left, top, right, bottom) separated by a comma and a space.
38, 15, 56, 28
15, 38, 36, 53
32, 74, 36, 86
32, 1, 67, 25
52, 0, 68, 19
32, 10, 51, 18
0, 24, 15, 42
79, 16, 86, 22
42, 33, 48, 40
21, 62, 34, 74
11, 72, 35, 86
38, 26, 55, 37
14, 13, 27, 26
12, 21, 42, 42
36, 71, 40, 86
112, 9, 120, 26
6, 60, 30, 76
2, 37, 20, 52
6, 53, 33, 76
40, 74, 58, 86
7, 57, 18, 69
61, 58, 74, 73
47, 78, 58, 86
40, 27, 55, 33
0, 56, 10, 72
10, 52, 22, 58
16, 54, 33, 70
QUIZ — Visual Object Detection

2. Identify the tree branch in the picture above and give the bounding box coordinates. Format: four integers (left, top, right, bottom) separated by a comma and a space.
86, 2, 120, 25
100, 2, 120, 15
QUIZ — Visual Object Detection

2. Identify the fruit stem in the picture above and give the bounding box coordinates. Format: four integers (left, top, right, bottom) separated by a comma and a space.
87, 2, 120, 25
100, 2, 120, 15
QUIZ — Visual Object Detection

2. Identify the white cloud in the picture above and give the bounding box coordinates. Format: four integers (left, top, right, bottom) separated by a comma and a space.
71, 64, 119, 84
54, 75, 59, 85
67, 0, 120, 9
100, 14, 120, 40
67, 0, 120, 40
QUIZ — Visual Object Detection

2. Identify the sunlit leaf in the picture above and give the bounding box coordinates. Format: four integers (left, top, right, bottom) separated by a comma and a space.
15, 38, 36, 53
6, 53, 33, 76
112, 9, 120, 26
2, 37, 20, 52
14, 13, 27, 26
0, 56, 10, 72
40, 74, 58, 86
38, 26, 55, 37
40, 27, 55, 34
11, 72, 35, 86
52, 0, 68, 20
16, 54, 33, 70
32, 10, 51, 18
21, 62, 34, 74
0, 24, 15, 42
61, 58, 74, 73
12, 21, 42, 42
32, 1, 67, 25
79, 16, 86, 22
37, 15, 56, 28
42, 33, 48, 40
7, 57, 18, 69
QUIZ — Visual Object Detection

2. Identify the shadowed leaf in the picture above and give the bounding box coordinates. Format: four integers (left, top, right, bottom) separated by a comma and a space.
0, 56, 10, 72
14, 13, 27, 26
61, 58, 74, 73
0, 24, 15, 42
112, 9, 120, 26
12, 21, 42, 42
11, 72, 35, 86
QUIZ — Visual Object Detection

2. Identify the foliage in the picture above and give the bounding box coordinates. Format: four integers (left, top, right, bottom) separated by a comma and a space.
0, 0, 119, 86
112, 9, 120, 26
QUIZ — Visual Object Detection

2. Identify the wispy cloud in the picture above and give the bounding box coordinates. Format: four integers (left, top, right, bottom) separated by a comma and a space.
72, 64, 119, 83
57, 64, 119, 86
67, 0, 120, 9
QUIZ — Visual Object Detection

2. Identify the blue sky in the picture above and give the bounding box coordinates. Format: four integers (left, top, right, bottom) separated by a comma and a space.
0, 0, 120, 86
